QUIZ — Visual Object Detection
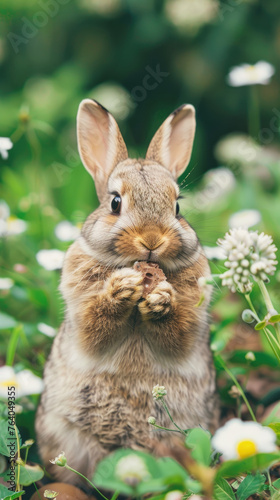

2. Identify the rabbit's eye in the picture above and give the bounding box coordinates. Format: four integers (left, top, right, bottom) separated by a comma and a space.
176, 202, 180, 216
111, 195, 121, 214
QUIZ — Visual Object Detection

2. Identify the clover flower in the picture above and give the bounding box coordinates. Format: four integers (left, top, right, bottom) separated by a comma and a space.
227, 61, 275, 87
115, 454, 150, 486
152, 384, 167, 400
50, 452, 67, 467
217, 228, 278, 293
212, 419, 277, 461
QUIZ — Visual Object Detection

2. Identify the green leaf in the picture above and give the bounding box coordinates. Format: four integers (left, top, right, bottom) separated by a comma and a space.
0, 484, 25, 500
268, 423, 280, 436
213, 477, 235, 500
228, 350, 278, 368
1, 463, 44, 486
269, 315, 280, 323
273, 478, 280, 488
18, 463, 44, 486
185, 427, 212, 466
0, 313, 17, 330
0, 420, 21, 458
236, 473, 266, 500
216, 452, 280, 478
255, 321, 266, 330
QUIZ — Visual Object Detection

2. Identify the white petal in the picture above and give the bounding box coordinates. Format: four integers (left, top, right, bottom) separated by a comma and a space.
55, 221, 80, 242
6, 218, 27, 235
0, 148, 8, 160
0, 200, 10, 220
0, 137, 13, 150
204, 246, 226, 260
36, 249, 65, 271
229, 210, 261, 229
0, 277, 14, 290
37, 322, 56, 337
16, 370, 44, 397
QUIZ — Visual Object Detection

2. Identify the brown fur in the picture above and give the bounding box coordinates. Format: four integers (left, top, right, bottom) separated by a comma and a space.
36, 100, 219, 486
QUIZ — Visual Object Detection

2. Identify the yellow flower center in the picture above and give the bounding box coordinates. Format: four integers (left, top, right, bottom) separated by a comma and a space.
236, 439, 257, 459
0, 379, 18, 390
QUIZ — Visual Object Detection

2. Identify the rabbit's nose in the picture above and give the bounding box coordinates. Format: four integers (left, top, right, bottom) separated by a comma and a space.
138, 234, 164, 251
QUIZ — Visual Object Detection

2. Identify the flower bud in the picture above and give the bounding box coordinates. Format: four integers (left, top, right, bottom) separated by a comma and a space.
50, 451, 67, 467
152, 384, 167, 400
242, 309, 255, 323
245, 351, 256, 362
148, 416, 156, 425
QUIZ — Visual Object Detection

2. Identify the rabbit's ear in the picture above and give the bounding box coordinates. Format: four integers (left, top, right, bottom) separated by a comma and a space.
146, 104, 196, 179
77, 99, 128, 199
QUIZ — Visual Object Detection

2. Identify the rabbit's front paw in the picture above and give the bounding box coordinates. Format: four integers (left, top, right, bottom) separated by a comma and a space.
138, 281, 175, 319
107, 268, 144, 305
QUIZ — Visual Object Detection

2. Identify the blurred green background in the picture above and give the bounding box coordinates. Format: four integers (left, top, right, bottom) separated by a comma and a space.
0, 0, 280, 439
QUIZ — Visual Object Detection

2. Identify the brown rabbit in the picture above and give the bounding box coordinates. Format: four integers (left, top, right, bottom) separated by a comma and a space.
36, 100, 219, 484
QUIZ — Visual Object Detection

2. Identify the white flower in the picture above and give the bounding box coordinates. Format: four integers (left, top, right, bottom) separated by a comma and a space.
152, 384, 167, 400
37, 322, 56, 338
89, 82, 134, 120
229, 210, 261, 229
203, 246, 226, 261
212, 419, 277, 461
80, 0, 121, 15
148, 416, 156, 425
55, 221, 80, 241
115, 454, 150, 486
50, 451, 67, 467
193, 167, 236, 211
36, 249, 65, 271
165, 0, 218, 34
0, 278, 14, 290
0, 201, 28, 237
214, 134, 261, 166
165, 491, 184, 500
0, 366, 44, 398
217, 228, 278, 293
227, 61, 275, 87
0, 137, 13, 160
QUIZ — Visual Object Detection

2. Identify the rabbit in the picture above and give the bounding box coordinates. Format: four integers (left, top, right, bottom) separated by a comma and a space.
36, 99, 219, 485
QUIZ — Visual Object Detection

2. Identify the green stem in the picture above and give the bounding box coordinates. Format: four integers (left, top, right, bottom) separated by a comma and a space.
245, 294, 259, 318
263, 328, 280, 362
150, 423, 183, 434
111, 491, 120, 500
216, 355, 257, 422
248, 85, 260, 140
14, 424, 21, 496
64, 465, 109, 500
245, 292, 280, 361
257, 279, 280, 343
161, 400, 187, 436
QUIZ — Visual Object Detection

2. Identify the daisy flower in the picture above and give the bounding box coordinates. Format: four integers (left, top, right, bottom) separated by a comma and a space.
227, 62, 275, 87
212, 419, 277, 460
0, 366, 44, 399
